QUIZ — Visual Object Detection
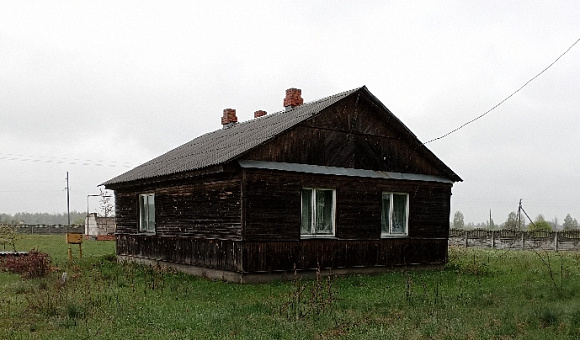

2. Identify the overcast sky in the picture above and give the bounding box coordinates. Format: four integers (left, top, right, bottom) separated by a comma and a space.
1, 1, 579, 225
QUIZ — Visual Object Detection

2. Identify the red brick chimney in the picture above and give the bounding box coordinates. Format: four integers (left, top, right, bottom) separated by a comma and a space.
254, 110, 267, 118
283, 88, 303, 109
221, 108, 238, 128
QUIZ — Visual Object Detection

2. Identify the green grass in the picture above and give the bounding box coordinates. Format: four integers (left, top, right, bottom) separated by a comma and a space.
3, 235, 580, 339
13, 234, 115, 263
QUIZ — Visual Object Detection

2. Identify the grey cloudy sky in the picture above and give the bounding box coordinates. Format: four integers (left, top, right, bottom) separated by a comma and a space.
1, 1, 579, 224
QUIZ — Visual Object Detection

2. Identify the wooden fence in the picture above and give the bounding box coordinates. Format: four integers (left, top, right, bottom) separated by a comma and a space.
12, 224, 84, 235
449, 229, 580, 251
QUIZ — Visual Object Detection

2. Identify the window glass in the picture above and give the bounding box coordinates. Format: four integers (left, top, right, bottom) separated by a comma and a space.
147, 194, 155, 232
139, 193, 155, 233
381, 192, 408, 236
316, 189, 334, 234
381, 192, 391, 234
392, 194, 407, 234
139, 195, 148, 232
301, 188, 335, 236
301, 189, 313, 234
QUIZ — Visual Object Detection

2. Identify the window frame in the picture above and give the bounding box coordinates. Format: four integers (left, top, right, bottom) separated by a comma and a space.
381, 192, 409, 238
138, 193, 156, 234
300, 187, 336, 238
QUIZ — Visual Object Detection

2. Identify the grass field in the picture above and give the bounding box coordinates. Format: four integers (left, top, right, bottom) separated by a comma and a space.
2, 235, 580, 339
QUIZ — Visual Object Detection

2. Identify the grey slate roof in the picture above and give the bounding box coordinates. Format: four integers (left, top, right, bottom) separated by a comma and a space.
103, 87, 362, 186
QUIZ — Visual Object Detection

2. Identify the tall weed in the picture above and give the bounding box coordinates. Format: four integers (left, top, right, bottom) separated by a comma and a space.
281, 265, 336, 321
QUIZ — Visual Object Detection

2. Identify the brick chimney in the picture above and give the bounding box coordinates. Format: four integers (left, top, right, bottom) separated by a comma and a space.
221, 108, 238, 128
283, 88, 303, 110
254, 110, 267, 118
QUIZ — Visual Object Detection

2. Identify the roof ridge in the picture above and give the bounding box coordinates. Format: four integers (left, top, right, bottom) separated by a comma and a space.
103, 86, 364, 186
165, 86, 364, 150
215, 86, 364, 128
141, 86, 363, 164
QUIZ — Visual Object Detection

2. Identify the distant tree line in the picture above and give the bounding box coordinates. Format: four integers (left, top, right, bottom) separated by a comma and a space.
0, 211, 87, 225
452, 211, 578, 232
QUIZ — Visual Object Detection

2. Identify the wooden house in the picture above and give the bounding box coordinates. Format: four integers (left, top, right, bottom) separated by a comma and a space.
103, 86, 462, 282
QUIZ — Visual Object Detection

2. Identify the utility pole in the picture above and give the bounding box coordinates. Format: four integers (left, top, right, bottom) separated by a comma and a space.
517, 199, 523, 230
65, 172, 82, 260
66, 172, 70, 230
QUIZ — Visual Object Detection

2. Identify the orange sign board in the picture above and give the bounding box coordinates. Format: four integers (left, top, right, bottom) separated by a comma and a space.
66, 233, 83, 244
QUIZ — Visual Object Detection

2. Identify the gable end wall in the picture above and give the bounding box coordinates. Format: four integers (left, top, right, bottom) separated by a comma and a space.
242, 94, 450, 178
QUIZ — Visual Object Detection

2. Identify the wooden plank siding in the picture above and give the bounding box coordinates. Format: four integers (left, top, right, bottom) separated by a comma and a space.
115, 236, 447, 274
116, 235, 243, 272
242, 239, 448, 273
242, 94, 448, 179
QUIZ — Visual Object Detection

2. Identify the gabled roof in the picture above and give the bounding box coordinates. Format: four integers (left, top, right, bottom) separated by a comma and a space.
103, 87, 362, 186
103, 86, 462, 187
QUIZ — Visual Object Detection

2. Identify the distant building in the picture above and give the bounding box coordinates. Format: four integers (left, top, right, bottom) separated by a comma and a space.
84, 213, 116, 238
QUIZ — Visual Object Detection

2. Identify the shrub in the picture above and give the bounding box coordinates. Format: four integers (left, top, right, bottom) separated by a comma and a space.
528, 220, 552, 232
0, 250, 51, 279
0, 224, 21, 251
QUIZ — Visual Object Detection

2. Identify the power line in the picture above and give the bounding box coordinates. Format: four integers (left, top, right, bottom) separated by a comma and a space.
0, 190, 64, 193
0, 152, 133, 168
424, 36, 580, 144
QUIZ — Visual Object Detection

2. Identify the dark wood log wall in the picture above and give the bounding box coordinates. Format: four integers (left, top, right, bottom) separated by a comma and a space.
114, 191, 139, 234
116, 167, 451, 273
243, 169, 451, 242
113, 174, 243, 240
155, 177, 242, 239
114, 173, 245, 273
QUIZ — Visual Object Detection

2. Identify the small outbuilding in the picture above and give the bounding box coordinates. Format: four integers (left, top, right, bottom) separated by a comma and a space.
84, 213, 116, 239
103, 86, 461, 282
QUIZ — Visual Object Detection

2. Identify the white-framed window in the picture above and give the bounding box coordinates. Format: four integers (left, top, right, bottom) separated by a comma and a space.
381, 192, 408, 237
139, 193, 156, 233
301, 188, 336, 237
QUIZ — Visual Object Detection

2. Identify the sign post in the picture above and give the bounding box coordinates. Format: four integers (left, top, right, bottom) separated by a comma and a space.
66, 233, 83, 260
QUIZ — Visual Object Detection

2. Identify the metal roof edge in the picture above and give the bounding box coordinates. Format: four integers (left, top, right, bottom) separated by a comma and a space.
238, 160, 454, 184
